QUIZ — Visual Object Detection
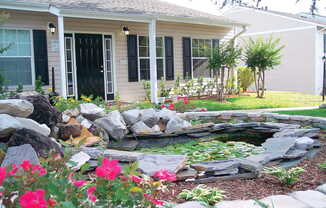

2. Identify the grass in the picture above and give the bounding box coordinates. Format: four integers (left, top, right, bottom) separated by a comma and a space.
190, 91, 324, 111
274, 108, 326, 117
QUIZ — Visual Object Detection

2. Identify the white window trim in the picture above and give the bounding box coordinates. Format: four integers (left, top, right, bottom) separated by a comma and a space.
103, 36, 114, 95
190, 38, 213, 79
137, 35, 166, 81
64, 36, 75, 97
0, 27, 35, 88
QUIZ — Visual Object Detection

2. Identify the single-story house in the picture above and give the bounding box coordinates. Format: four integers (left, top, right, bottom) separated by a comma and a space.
0, 0, 245, 102
224, 7, 326, 95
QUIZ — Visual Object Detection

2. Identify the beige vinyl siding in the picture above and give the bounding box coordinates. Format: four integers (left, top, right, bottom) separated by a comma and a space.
1, 10, 231, 101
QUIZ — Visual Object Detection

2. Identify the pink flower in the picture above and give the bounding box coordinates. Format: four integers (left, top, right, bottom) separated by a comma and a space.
73, 180, 87, 187
20, 189, 48, 208
130, 175, 142, 183
47, 199, 56, 207
144, 193, 164, 206
153, 169, 176, 181
95, 158, 121, 180
31, 165, 47, 176
8, 164, 18, 176
0, 167, 6, 186
183, 97, 189, 105
87, 186, 97, 202
160, 104, 166, 109
20, 160, 33, 171
38, 168, 47, 176
168, 104, 175, 110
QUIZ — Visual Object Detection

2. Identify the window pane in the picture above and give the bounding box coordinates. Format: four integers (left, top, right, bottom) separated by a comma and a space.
192, 39, 198, 48
193, 58, 210, 78
139, 46, 149, 57
156, 37, 163, 47
140, 59, 150, 80
107, 81, 113, 93
0, 57, 32, 85
157, 59, 164, 80
65, 38, 71, 49
139, 36, 148, 47
18, 43, 31, 56
192, 48, 198, 57
66, 50, 72, 61
67, 62, 72, 73
17, 30, 30, 43
156, 47, 163, 57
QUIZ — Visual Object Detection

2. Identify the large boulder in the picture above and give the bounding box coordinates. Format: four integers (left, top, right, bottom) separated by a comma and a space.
140, 108, 159, 127
8, 128, 64, 158
0, 114, 22, 138
122, 109, 141, 125
165, 116, 191, 134
15, 117, 51, 137
0, 99, 34, 118
79, 103, 105, 121
23, 95, 62, 128
130, 121, 154, 134
94, 110, 128, 141
157, 108, 177, 123
1, 144, 40, 167
295, 137, 315, 150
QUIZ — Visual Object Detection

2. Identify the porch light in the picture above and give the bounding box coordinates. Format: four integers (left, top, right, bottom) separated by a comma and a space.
122, 26, 130, 35
48, 23, 56, 34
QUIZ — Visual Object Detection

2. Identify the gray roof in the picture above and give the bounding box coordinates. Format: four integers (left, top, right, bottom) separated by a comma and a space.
7, 0, 245, 26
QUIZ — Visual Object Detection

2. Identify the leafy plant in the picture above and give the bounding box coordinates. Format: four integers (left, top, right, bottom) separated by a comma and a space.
16, 83, 23, 93
141, 80, 151, 101
244, 37, 284, 98
159, 77, 171, 97
318, 162, 326, 170
237, 66, 255, 93
178, 184, 224, 205
254, 199, 275, 208
35, 76, 45, 95
263, 166, 305, 185
173, 101, 195, 113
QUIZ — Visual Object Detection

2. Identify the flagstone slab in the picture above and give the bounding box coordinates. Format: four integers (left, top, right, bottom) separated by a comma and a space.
290, 190, 326, 208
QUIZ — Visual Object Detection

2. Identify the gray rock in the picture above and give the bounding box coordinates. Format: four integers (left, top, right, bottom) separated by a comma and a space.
79, 103, 105, 120
130, 121, 154, 134
295, 137, 315, 150
319, 103, 326, 109
138, 154, 187, 176
82, 147, 143, 162
211, 168, 238, 176
151, 125, 161, 133
1, 144, 40, 167
215, 199, 258, 208
15, 117, 51, 137
262, 137, 297, 160
62, 114, 71, 123
173, 201, 206, 208
261, 122, 300, 130
234, 158, 263, 174
290, 190, 326, 208
212, 123, 232, 131
157, 108, 177, 123
63, 108, 80, 117
316, 184, 326, 194
141, 108, 159, 127
273, 128, 320, 138
0, 99, 34, 118
81, 119, 92, 129
108, 139, 139, 151
0, 114, 22, 138
94, 110, 128, 141
260, 195, 309, 208
68, 151, 91, 170
284, 149, 307, 159
245, 153, 273, 165
165, 116, 191, 134
176, 168, 198, 181
194, 172, 257, 183
122, 109, 141, 125
191, 160, 240, 172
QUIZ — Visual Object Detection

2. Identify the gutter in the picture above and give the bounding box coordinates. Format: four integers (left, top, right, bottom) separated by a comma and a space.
0, 0, 50, 12
230, 25, 247, 44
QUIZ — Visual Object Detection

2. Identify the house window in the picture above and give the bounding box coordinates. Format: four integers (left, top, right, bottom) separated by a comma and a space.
191, 39, 212, 78
138, 36, 164, 80
0, 29, 33, 86
64, 36, 75, 97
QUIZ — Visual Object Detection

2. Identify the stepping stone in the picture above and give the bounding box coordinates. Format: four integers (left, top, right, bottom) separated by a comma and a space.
191, 160, 240, 172
215, 200, 259, 208
173, 201, 206, 208
138, 154, 187, 176
1, 144, 39, 167
316, 184, 326, 194
81, 147, 143, 162
262, 137, 297, 159
290, 190, 326, 208
260, 195, 309, 208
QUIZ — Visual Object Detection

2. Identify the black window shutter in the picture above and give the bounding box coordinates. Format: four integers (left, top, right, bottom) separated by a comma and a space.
182, 37, 192, 79
165, 36, 174, 80
212, 39, 219, 49
33, 30, 49, 85
127, 35, 139, 82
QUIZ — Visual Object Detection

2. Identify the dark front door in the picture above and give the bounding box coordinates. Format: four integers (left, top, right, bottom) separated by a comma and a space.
75, 34, 104, 98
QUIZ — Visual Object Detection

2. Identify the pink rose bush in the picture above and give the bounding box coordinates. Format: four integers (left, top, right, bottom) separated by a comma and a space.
0, 157, 176, 208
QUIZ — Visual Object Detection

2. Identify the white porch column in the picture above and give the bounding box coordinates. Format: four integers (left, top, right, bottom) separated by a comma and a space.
58, 15, 67, 98
149, 19, 158, 104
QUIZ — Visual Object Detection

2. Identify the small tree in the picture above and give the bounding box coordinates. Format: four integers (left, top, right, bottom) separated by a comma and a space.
209, 41, 241, 101
244, 37, 284, 98
237, 66, 254, 92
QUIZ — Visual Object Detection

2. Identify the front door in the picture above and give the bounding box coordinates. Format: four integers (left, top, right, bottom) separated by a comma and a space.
75, 34, 104, 98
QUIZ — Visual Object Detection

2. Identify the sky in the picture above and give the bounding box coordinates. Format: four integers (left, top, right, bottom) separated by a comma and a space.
163, 0, 326, 16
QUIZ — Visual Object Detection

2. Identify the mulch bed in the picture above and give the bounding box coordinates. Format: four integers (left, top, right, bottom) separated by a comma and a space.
158, 136, 326, 203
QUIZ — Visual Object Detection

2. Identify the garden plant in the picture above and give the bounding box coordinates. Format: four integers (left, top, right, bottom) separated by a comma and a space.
263, 166, 305, 185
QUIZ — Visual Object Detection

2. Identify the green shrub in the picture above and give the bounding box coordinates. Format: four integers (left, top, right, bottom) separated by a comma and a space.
16, 83, 23, 93
318, 162, 326, 170
35, 76, 45, 95
263, 166, 305, 185
178, 184, 224, 205
141, 80, 151, 101
237, 66, 254, 93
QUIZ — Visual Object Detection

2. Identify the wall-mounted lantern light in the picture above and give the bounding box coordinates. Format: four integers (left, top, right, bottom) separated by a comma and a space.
48, 23, 56, 35
122, 26, 130, 35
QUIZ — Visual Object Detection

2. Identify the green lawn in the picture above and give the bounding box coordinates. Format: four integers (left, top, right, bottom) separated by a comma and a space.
274, 109, 326, 117
190, 91, 324, 111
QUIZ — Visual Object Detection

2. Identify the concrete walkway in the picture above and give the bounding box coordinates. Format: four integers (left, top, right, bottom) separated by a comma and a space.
207, 106, 319, 114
